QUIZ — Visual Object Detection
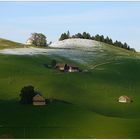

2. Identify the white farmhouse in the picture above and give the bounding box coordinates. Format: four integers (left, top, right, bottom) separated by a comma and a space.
118, 95, 132, 103
68, 66, 79, 72
26, 38, 33, 45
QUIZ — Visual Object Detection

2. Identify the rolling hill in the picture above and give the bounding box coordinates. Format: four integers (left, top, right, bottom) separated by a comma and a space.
0, 38, 25, 49
50, 38, 102, 48
0, 38, 140, 138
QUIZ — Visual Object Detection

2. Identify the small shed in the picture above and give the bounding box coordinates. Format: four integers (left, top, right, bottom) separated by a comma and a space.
118, 95, 131, 103
33, 94, 46, 105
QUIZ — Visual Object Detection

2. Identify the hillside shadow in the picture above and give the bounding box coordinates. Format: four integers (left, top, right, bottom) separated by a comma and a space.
0, 98, 80, 138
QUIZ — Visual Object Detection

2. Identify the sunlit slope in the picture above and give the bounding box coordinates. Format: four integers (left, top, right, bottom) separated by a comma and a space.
50, 39, 138, 67
0, 38, 24, 49
50, 38, 102, 48
0, 38, 137, 63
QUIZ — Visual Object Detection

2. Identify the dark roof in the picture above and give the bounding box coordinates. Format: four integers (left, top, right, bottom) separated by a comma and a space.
55, 63, 65, 68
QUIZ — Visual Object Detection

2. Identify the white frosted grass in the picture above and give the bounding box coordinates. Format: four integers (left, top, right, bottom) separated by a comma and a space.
0, 39, 103, 55
0, 39, 106, 64
0, 47, 105, 64
0, 47, 49, 55
50, 38, 102, 48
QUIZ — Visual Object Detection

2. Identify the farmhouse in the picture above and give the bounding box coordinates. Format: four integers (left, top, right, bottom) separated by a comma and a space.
55, 63, 80, 72
118, 95, 132, 103
33, 94, 46, 105
26, 38, 33, 45
68, 65, 80, 72
55, 63, 66, 71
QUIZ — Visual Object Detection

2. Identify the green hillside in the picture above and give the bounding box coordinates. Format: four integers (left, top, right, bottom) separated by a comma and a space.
0, 40, 140, 138
0, 38, 24, 49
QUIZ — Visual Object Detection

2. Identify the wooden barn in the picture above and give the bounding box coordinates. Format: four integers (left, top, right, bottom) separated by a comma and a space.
55, 63, 80, 72
118, 95, 132, 103
55, 63, 66, 71
33, 94, 46, 106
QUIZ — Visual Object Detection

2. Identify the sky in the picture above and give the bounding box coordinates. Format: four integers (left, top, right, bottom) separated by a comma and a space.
0, 2, 140, 51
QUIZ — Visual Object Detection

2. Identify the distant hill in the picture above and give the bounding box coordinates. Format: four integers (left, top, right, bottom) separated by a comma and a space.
50, 38, 136, 56
0, 38, 137, 61
50, 38, 101, 48
59, 31, 136, 52
0, 38, 24, 49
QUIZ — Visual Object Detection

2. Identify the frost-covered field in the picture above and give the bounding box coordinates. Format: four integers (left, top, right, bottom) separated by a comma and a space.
0, 39, 109, 64
0, 47, 106, 64
50, 38, 102, 48
0, 47, 50, 55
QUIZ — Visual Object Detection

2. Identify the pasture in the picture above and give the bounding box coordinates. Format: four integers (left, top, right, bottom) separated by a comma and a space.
0, 40, 140, 138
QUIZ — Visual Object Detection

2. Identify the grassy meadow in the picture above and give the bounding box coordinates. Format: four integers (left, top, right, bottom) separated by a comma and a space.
0, 40, 140, 138
0, 38, 25, 49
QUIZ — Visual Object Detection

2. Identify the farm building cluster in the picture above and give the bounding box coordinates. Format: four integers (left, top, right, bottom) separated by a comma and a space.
55, 63, 81, 72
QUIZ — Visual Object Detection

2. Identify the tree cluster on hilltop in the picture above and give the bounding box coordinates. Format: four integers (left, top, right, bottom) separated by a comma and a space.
59, 31, 70, 41
59, 31, 136, 52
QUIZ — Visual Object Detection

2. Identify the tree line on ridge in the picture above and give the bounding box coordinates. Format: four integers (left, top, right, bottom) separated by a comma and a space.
59, 31, 136, 52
